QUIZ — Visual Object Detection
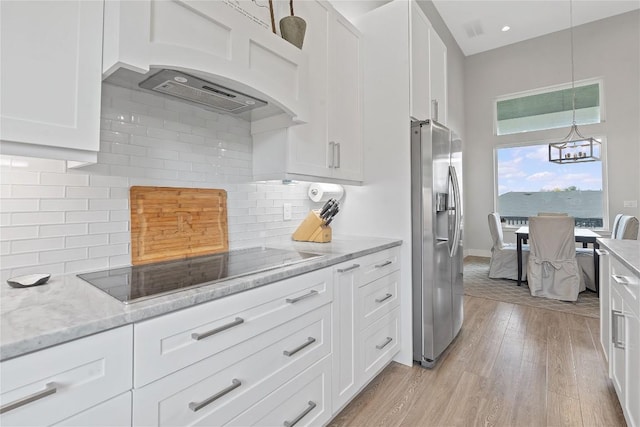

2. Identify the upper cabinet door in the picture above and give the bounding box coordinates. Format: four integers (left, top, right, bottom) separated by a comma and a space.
0, 1, 103, 164
328, 14, 363, 182
429, 28, 448, 125
409, 1, 430, 121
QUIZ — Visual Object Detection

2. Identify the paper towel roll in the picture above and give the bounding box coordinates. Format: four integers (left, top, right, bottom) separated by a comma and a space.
308, 183, 345, 203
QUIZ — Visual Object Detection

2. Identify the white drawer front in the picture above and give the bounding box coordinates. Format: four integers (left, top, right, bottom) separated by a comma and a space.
358, 270, 400, 329
0, 326, 133, 427
134, 267, 332, 387
611, 257, 639, 317
361, 308, 400, 380
357, 247, 400, 286
133, 304, 331, 426
228, 356, 332, 427
55, 391, 132, 427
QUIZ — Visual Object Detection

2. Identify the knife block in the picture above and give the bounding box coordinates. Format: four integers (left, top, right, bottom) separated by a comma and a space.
292, 211, 332, 243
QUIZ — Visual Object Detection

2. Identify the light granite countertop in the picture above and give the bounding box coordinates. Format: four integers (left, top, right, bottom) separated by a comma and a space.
597, 238, 640, 276
0, 236, 401, 361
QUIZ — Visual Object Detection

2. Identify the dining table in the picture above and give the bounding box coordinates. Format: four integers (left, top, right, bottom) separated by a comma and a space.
515, 226, 601, 294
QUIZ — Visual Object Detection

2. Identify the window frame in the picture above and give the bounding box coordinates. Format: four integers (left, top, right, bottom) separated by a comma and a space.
493, 137, 610, 231
492, 77, 606, 137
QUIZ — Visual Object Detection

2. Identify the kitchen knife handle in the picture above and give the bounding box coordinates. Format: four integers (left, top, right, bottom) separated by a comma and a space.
0, 382, 57, 414
191, 317, 244, 341
286, 290, 319, 304
188, 379, 241, 412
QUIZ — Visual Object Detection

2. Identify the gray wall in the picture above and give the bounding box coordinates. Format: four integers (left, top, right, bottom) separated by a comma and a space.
464, 10, 640, 254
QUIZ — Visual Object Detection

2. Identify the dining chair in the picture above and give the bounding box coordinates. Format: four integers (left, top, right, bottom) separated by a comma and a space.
527, 216, 584, 301
577, 214, 639, 291
488, 212, 528, 280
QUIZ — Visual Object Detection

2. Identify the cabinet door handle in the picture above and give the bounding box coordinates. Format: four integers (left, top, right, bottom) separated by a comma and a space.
0, 382, 57, 414
611, 310, 625, 350
596, 249, 608, 256
375, 293, 393, 303
284, 401, 317, 427
191, 317, 244, 341
375, 260, 393, 268
337, 264, 360, 273
286, 290, 318, 304
612, 274, 631, 285
283, 337, 316, 357
376, 337, 393, 350
328, 142, 335, 168
336, 142, 341, 168
188, 379, 241, 412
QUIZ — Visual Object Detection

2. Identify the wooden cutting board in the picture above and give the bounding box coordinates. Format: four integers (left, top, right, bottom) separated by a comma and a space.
130, 186, 228, 265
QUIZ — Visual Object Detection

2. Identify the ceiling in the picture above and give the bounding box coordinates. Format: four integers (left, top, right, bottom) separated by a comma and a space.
330, 1, 640, 56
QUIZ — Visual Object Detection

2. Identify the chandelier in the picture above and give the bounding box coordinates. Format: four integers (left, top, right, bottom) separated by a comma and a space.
548, 0, 601, 164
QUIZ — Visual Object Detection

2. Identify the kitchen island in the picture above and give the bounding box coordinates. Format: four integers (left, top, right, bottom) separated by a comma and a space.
1, 236, 401, 361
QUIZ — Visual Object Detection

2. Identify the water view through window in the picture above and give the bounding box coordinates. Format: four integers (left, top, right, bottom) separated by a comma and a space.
496, 144, 603, 228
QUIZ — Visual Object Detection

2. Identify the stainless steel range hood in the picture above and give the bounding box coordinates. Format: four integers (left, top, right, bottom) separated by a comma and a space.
139, 69, 267, 115
103, 67, 294, 123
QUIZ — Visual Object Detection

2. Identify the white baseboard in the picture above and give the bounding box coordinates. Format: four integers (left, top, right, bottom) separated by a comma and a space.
464, 248, 491, 258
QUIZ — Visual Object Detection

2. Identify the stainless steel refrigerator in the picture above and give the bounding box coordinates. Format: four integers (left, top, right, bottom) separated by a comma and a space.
411, 119, 464, 368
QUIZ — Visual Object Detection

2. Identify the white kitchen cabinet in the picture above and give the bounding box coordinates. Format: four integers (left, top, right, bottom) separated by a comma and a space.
0, 0, 103, 165
409, 1, 447, 124
55, 392, 131, 427
0, 326, 133, 426
133, 305, 332, 426
253, 0, 363, 185
103, 0, 308, 126
599, 249, 611, 361
331, 247, 401, 413
607, 250, 640, 427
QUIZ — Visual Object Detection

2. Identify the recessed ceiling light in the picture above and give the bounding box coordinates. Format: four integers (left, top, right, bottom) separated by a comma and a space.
501, 25, 511, 32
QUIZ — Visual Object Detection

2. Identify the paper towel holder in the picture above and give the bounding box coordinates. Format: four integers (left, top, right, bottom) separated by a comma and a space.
308, 183, 345, 203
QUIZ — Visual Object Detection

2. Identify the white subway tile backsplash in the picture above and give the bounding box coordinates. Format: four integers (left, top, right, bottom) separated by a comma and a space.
1, 85, 315, 279
11, 212, 65, 226
66, 234, 109, 248
12, 237, 65, 254
10, 185, 65, 199
40, 199, 88, 211
40, 223, 88, 238
66, 210, 109, 223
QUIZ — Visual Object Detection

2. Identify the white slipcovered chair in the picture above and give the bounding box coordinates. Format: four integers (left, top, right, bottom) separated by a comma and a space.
488, 212, 528, 280
527, 216, 584, 301
576, 214, 639, 291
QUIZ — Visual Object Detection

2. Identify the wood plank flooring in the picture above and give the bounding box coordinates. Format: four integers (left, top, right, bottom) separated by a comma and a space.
329, 295, 626, 427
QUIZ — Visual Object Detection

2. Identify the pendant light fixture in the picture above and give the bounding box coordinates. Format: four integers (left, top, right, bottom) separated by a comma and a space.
548, 0, 601, 164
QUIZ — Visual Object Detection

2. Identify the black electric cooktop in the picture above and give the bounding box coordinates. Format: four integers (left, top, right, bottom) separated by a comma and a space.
77, 247, 322, 304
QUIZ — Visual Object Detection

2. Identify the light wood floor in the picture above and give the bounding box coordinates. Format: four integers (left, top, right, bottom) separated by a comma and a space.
329, 295, 626, 427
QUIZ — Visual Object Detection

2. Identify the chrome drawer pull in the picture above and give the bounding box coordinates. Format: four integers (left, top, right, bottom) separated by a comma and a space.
337, 264, 360, 273
612, 275, 631, 285
0, 382, 57, 414
191, 317, 244, 341
286, 290, 318, 304
188, 379, 241, 412
612, 310, 625, 350
283, 337, 316, 357
375, 293, 393, 303
376, 337, 393, 350
596, 249, 608, 256
375, 260, 392, 268
284, 401, 317, 427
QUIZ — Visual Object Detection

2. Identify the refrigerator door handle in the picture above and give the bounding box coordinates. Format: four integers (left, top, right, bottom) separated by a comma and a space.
448, 165, 462, 258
